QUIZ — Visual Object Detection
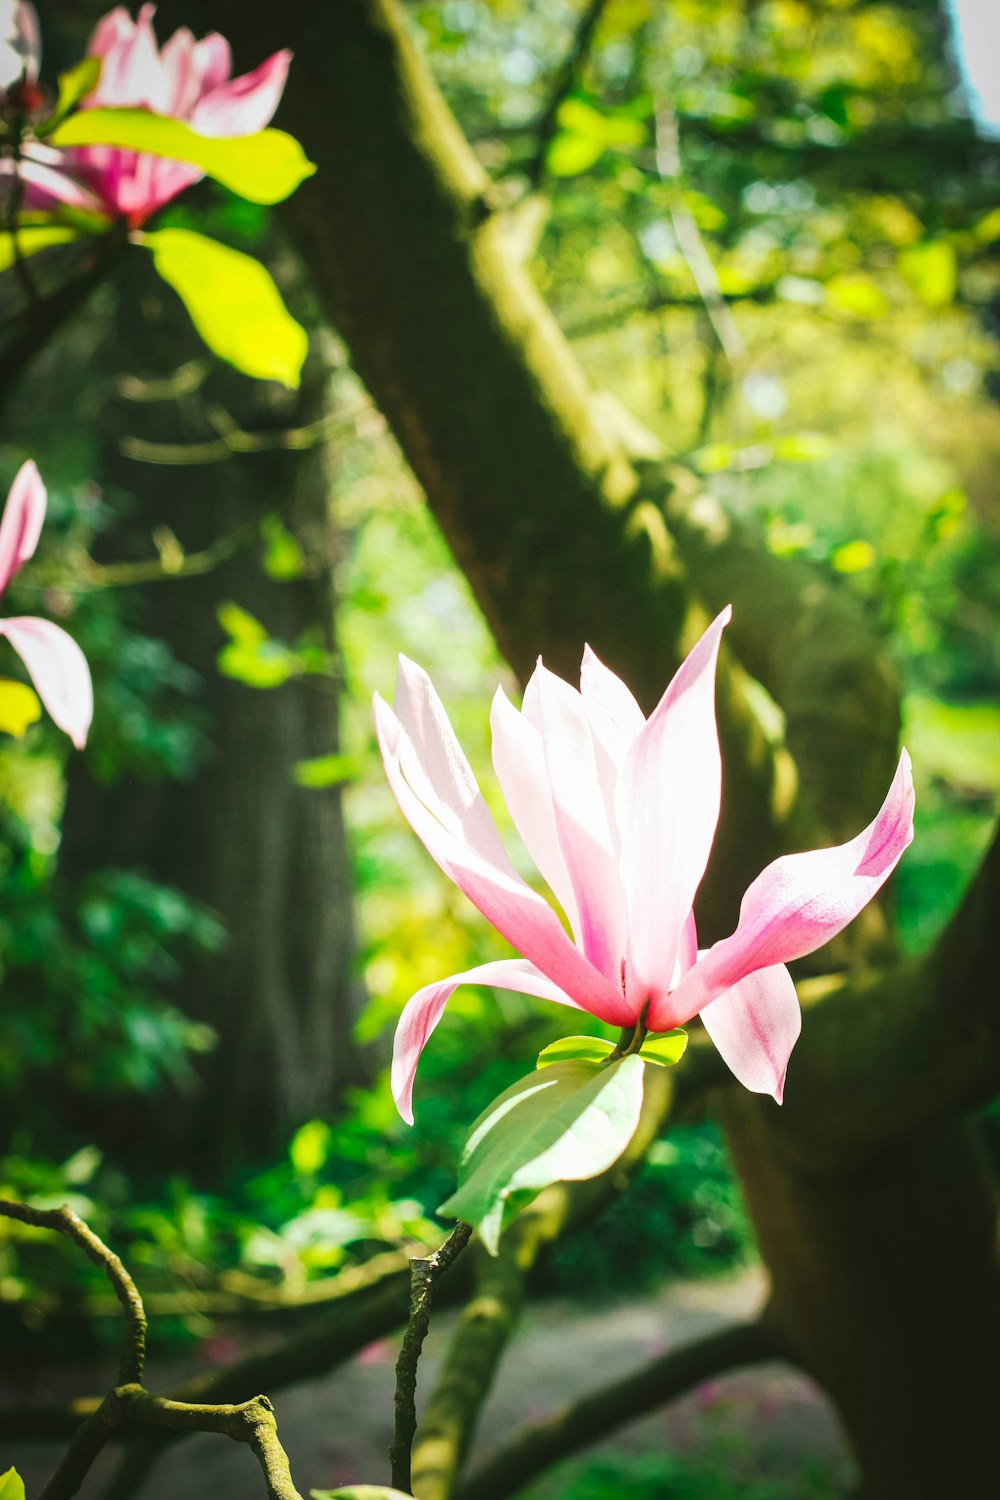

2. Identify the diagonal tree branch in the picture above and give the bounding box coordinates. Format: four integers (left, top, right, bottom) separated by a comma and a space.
455, 1320, 782, 1500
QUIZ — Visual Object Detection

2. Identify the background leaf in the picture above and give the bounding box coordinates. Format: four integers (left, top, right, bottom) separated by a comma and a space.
142, 229, 308, 388
51, 110, 315, 205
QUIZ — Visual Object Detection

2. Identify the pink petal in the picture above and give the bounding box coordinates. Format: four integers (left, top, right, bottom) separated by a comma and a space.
158, 27, 200, 116
87, 7, 135, 66
698, 963, 801, 1103
579, 644, 645, 767
491, 685, 582, 942
0, 616, 93, 748
672, 749, 915, 1017
394, 655, 509, 869
374, 692, 628, 1028
89, 3, 162, 110
533, 661, 630, 992
12, 150, 104, 213
191, 50, 291, 136
0, 460, 46, 595
615, 607, 730, 1016
391, 958, 583, 1124
193, 33, 232, 94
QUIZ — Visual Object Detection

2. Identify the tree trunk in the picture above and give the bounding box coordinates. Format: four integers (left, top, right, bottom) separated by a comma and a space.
58, 238, 365, 1168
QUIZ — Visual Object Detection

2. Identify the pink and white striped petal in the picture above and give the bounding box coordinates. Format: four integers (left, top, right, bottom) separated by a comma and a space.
615, 607, 730, 1014
579, 644, 645, 767
491, 685, 582, 942
395, 655, 510, 869
533, 661, 630, 991
698, 963, 800, 1103
391, 958, 583, 1124
192, 50, 291, 136
672, 749, 915, 1019
375, 694, 629, 1028
0, 461, 46, 596
0, 616, 93, 748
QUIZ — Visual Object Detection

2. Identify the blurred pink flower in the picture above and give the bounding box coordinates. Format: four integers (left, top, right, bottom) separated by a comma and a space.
65, 3, 291, 225
0, 461, 93, 748
375, 608, 914, 1122
0, 1, 40, 98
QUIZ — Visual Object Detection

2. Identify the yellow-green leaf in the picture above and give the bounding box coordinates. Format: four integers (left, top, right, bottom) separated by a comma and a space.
898, 241, 957, 309
0, 1469, 26, 1500
142, 229, 307, 388
830, 539, 877, 574
292, 754, 363, 789
546, 131, 606, 177
0, 679, 41, 738
826, 273, 888, 319
536, 1035, 615, 1068
638, 1030, 688, 1068
41, 56, 102, 133
51, 109, 315, 205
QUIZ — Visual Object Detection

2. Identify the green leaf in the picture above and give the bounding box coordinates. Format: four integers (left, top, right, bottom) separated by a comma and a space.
51, 110, 315, 205
771, 433, 835, 463
825, 273, 888, 319
0, 1470, 26, 1500
217, 601, 267, 645
830, 539, 877, 574
0, 225, 81, 274
536, 1034, 615, 1068
898, 240, 957, 309
438, 1056, 646, 1255
41, 57, 102, 133
292, 754, 363, 789
142, 229, 307, 387
261, 515, 306, 580
546, 131, 606, 177
638, 1030, 688, 1068
290, 1119, 332, 1176
0, 679, 41, 738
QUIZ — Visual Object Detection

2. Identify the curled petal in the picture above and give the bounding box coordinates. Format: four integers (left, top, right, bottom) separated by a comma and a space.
192, 50, 291, 136
698, 963, 801, 1103
0, 460, 46, 595
616, 607, 730, 1014
673, 749, 915, 1018
374, 693, 628, 1027
392, 958, 582, 1124
0, 616, 93, 748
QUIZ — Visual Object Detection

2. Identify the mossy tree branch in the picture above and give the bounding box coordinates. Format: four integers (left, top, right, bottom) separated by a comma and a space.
455, 1320, 781, 1500
0, 1200, 302, 1500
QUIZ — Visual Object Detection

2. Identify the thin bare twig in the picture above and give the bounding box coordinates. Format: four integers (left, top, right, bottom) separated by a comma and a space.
390, 1222, 474, 1493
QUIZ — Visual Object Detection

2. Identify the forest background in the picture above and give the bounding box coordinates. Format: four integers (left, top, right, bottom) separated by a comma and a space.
1, 2, 999, 1498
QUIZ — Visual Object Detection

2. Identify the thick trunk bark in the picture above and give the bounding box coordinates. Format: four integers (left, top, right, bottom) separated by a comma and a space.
57, 240, 365, 1167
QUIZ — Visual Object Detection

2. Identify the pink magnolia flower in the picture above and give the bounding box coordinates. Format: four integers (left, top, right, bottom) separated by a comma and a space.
63, 4, 291, 226
374, 608, 914, 1123
0, 461, 93, 748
